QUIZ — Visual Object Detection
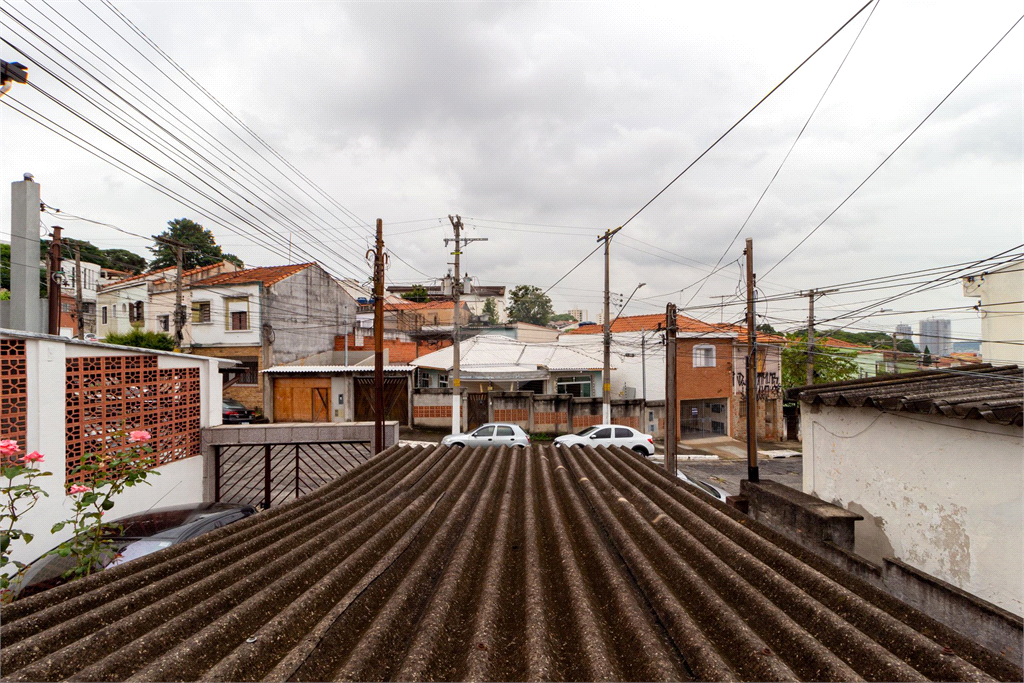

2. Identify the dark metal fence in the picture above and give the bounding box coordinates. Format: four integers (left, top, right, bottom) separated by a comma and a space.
214, 441, 372, 509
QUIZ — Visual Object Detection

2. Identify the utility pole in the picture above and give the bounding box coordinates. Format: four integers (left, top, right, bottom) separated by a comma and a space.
47, 225, 62, 336
801, 288, 838, 385
373, 219, 386, 454
445, 214, 486, 434
74, 245, 84, 339
892, 332, 899, 375
155, 236, 189, 347
11, 174, 42, 333
598, 226, 622, 423
664, 303, 677, 476
744, 238, 758, 483
641, 332, 647, 401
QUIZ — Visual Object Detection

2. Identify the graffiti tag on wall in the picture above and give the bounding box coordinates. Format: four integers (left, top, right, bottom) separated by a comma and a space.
732, 370, 781, 400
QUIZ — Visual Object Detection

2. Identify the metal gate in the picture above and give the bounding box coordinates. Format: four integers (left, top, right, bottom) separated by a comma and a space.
467, 393, 488, 430
354, 376, 409, 424
679, 399, 728, 438
214, 441, 372, 509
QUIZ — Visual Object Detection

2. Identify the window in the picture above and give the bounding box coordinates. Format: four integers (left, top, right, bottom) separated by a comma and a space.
614, 427, 632, 438
593, 428, 612, 439
438, 374, 449, 388
710, 403, 723, 414
225, 296, 250, 331
230, 310, 248, 331
157, 315, 170, 332
232, 357, 259, 385
128, 301, 144, 323
472, 426, 494, 437
556, 375, 592, 397
693, 344, 716, 368
495, 426, 514, 437
101, 306, 108, 324
61, 302, 72, 313
416, 369, 430, 388
192, 301, 211, 323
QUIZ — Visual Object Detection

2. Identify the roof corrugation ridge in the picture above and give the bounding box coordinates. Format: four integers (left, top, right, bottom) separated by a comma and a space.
1, 444, 1019, 682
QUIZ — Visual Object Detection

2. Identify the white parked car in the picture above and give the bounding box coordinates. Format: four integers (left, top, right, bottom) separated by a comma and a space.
441, 423, 531, 449
554, 424, 655, 456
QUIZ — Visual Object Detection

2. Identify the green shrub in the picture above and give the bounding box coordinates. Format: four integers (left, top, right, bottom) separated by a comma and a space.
104, 328, 176, 351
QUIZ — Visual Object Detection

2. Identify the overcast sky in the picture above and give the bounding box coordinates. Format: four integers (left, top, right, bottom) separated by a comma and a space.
2, 0, 1021, 352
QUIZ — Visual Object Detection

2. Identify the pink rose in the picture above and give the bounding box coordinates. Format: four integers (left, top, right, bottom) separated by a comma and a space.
0, 439, 19, 457
21, 451, 44, 464
128, 430, 151, 443
68, 484, 91, 494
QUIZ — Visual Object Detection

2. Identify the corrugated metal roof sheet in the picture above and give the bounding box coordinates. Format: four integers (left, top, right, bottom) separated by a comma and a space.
792, 364, 1023, 426
2, 444, 1018, 682
411, 335, 607, 374
261, 365, 415, 373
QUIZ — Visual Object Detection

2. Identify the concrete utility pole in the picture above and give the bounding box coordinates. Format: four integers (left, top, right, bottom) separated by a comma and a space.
47, 226, 63, 336
745, 238, 758, 484
10, 174, 42, 333
445, 214, 486, 434
598, 226, 622, 423
154, 237, 189, 346
801, 287, 838, 385
373, 219, 386, 454
74, 246, 84, 339
664, 303, 678, 476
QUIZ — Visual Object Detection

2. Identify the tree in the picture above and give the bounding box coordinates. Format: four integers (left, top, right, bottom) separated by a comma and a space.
401, 285, 431, 303
104, 328, 177, 351
482, 297, 499, 324
550, 313, 577, 322
0, 243, 47, 296
149, 218, 242, 271
781, 335, 858, 389
101, 249, 147, 275
507, 285, 554, 326
922, 346, 932, 367
756, 323, 779, 335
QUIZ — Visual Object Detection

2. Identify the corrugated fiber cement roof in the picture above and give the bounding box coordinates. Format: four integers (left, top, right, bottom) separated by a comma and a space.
2, 444, 1020, 682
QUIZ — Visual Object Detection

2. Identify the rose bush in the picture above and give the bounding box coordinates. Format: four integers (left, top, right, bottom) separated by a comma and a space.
0, 440, 52, 601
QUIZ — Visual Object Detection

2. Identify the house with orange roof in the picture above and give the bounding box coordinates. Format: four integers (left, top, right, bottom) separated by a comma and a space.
565, 313, 786, 441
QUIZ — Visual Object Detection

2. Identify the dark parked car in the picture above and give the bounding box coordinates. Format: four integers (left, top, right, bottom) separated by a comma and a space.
222, 398, 255, 424
12, 502, 256, 600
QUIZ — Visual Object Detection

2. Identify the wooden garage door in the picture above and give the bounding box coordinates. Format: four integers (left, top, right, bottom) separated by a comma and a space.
353, 376, 409, 424
274, 377, 332, 422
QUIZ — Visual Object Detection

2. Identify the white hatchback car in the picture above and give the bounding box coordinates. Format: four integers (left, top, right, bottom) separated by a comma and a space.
554, 424, 655, 456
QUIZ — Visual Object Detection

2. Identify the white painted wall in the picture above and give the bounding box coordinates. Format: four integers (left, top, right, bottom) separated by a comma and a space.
96, 282, 148, 337
189, 283, 262, 347
3, 336, 223, 567
802, 404, 1023, 615
963, 260, 1024, 365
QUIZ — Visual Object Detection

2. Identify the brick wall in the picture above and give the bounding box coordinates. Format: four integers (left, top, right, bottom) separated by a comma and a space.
676, 339, 734, 401
188, 345, 264, 411
1, 339, 27, 464
334, 334, 451, 363
534, 412, 568, 426
493, 408, 529, 422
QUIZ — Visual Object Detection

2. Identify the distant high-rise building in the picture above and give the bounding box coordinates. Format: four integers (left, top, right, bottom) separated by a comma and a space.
895, 323, 913, 340
568, 308, 589, 323
596, 312, 606, 326
918, 318, 953, 357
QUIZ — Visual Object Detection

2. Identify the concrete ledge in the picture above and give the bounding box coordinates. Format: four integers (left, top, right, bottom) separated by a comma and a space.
742, 478, 862, 551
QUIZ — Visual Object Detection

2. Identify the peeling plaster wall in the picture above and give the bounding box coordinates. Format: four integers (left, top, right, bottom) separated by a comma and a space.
802, 404, 1023, 616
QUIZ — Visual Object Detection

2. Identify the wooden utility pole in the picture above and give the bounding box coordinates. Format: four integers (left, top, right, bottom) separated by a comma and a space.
801, 288, 838, 385
74, 246, 84, 339
154, 237, 189, 346
373, 219, 386, 454
47, 226, 62, 336
598, 226, 622, 423
445, 215, 486, 434
744, 238, 758, 483
664, 303, 677, 476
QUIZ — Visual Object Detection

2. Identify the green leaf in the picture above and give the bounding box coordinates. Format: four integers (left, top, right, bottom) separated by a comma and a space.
22, 532, 33, 543
102, 499, 115, 510
51, 522, 66, 533
57, 546, 71, 557
81, 492, 99, 505
0, 535, 9, 552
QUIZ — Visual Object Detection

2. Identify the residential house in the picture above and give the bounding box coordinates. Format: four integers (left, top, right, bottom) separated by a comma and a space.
59, 258, 102, 334
262, 361, 415, 424
792, 365, 1023, 616
387, 274, 507, 321
183, 263, 360, 413
384, 300, 472, 332
468, 321, 560, 343
814, 337, 917, 378
963, 258, 1024, 365
568, 314, 786, 441
410, 334, 607, 395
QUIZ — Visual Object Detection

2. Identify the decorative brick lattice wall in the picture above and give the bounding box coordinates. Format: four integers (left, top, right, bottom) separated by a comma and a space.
1, 339, 28, 463
413, 405, 454, 419
493, 409, 528, 422
533, 412, 568, 426
65, 355, 201, 484
571, 414, 604, 430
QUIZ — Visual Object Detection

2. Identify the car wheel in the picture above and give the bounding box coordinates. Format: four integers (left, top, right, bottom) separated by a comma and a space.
632, 445, 650, 457
450, 442, 465, 449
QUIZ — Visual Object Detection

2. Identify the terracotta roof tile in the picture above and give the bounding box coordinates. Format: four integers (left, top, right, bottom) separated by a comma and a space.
568, 314, 786, 342
197, 263, 314, 287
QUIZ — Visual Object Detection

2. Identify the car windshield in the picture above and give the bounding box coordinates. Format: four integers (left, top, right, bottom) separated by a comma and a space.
575, 427, 597, 437
223, 399, 247, 410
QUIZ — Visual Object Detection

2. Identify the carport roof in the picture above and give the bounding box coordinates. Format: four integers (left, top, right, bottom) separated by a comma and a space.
2, 444, 1019, 682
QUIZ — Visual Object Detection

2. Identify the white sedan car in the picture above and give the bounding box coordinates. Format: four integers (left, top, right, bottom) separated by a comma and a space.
554, 424, 655, 456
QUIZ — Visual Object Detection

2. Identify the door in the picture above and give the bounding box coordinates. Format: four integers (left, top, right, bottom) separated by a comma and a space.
353, 376, 410, 424
467, 393, 488, 430
679, 400, 728, 437
274, 377, 332, 422
494, 425, 516, 446
467, 425, 495, 447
